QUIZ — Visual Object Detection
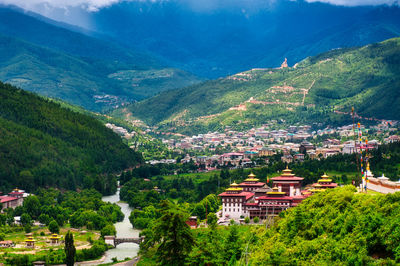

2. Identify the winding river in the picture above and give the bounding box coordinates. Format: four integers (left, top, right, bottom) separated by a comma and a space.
102, 188, 140, 263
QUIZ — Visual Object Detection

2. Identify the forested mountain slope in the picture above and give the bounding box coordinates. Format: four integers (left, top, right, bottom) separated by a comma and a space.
0, 7, 200, 111
120, 37, 400, 133
0, 82, 143, 194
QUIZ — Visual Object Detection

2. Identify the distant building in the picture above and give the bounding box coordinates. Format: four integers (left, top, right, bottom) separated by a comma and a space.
271, 167, 304, 197
281, 154, 293, 164
299, 141, 315, 154
219, 183, 254, 219
238, 173, 266, 192
310, 174, 338, 193
293, 153, 305, 162
367, 164, 400, 194
219, 169, 309, 221
0, 188, 25, 210
258, 147, 275, 157
186, 216, 198, 229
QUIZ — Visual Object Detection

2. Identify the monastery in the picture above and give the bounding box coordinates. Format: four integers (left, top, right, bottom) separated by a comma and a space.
219, 168, 338, 220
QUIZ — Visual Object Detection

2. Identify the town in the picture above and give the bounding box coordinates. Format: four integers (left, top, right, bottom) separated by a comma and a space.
138, 120, 400, 169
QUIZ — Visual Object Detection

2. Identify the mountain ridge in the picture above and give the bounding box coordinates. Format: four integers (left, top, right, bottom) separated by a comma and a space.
0, 81, 143, 194
80, 0, 400, 78
0, 7, 201, 112
115, 37, 400, 133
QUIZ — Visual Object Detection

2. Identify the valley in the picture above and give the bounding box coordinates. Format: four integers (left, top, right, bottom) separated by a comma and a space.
0, 1, 400, 265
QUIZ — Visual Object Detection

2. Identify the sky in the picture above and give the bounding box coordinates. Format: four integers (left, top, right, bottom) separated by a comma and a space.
0, 0, 399, 12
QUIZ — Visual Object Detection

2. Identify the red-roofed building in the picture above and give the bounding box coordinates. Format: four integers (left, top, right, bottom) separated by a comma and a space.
0, 196, 21, 209
310, 174, 338, 194
271, 167, 304, 197
186, 216, 198, 229
218, 169, 308, 220
238, 172, 266, 192
0, 188, 25, 210
219, 182, 254, 219
247, 187, 293, 217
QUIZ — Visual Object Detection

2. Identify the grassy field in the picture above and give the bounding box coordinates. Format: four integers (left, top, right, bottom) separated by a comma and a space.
0, 225, 99, 257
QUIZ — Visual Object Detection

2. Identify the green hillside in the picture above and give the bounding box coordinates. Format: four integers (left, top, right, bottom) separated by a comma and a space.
120, 37, 400, 132
0, 82, 143, 194
249, 186, 400, 264
0, 7, 200, 112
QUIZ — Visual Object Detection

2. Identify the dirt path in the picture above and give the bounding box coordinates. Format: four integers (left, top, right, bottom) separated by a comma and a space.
302, 80, 315, 105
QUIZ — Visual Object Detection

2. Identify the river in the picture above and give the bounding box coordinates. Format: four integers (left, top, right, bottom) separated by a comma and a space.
102, 188, 140, 264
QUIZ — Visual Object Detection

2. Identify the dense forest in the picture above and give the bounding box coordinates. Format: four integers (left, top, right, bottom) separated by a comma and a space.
0, 82, 143, 194
137, 186, 400, 265
249, 186, 400, 264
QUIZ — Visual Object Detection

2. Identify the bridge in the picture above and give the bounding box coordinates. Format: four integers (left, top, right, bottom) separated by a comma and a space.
104, 236, 144, 247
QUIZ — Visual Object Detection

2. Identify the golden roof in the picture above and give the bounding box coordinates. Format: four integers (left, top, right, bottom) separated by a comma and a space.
267, 186, 286, 195
310, 188, 325, 193
230, 182, 239, 187
244, 178, 260, 182
226, 187, 243, 192
313, 183, 323, 188
318, 179, 332, 183
248, 172, 256, 178
50, 234, 60, 239
321, 173, 329, 179
281, 167, 295, 177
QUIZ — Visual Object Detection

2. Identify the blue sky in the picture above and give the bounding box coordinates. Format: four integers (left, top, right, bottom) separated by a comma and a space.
1, 0, 399, 12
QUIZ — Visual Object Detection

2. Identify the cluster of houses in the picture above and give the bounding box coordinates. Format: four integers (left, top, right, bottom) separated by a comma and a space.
151, 121, 400, 169
105, 123, 136, 139
218, 169, 338, 222
157, 138, 384, 170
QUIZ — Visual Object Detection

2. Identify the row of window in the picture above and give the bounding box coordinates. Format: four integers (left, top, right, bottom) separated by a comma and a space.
223, 202, 243, 207
223, 198, 242, 203
259, 201, 290, 206
224, 208, 241, 213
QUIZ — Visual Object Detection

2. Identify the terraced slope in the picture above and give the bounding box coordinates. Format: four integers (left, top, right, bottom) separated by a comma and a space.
117, 37, 400, 132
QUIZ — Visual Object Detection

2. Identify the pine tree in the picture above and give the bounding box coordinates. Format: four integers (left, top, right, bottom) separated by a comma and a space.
65, 231, 76, 266
152, 200, 194, 265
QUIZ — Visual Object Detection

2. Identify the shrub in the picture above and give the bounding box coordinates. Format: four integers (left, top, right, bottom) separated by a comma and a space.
48, 220, 60, 234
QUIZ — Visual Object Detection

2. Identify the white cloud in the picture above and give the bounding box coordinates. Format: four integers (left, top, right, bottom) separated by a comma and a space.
305, 0, 399, 6
0, 0, 123, 12
0, 0, 398, 13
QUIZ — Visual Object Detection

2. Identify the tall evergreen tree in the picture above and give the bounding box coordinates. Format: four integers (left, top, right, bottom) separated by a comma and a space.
64, 231, 76, 266
148, 200, 194, 265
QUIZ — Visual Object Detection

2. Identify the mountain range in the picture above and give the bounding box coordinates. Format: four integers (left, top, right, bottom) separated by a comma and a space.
0, 6, 200, 111
117, 37, 400, 134
60, 0, 400, 78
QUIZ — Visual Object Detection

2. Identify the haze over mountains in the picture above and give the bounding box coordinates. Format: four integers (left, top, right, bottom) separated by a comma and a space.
0, 0, 399, 117
0, 6, 200, 111
13, 0, 400, 78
